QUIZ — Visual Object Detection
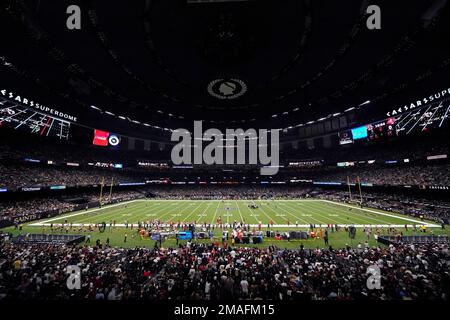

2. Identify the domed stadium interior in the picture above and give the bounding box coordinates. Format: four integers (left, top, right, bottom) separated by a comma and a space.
0, 0, 449, 307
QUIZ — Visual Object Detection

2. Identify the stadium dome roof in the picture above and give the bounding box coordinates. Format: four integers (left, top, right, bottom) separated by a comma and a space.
0, 0, 448, 133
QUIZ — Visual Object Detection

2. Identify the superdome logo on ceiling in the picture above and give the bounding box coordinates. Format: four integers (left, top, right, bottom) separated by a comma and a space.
207, 79, 247, 100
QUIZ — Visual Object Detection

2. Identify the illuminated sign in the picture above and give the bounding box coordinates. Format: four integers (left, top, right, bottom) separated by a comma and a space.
337, 162, 355, 167
338, 130, 353, 145
138, 162, 169, 168
313, 182, 342, 185
108, 134, 120, 146
93, 162, 123, 169
93, 129, 109, 146
386, 88, 450, 117
22, 187, 41, 192
427, 154, 447, 160
0, 188, 7, 192
66, 162, 80, 167
290, 179, 313, 183
0, 89, 78, 122
146, 180, 169, 184
50, 185, 66, 190
92, 130, 121, 147
429, 186, 449, 190
367, 118, 396, 141
351, 126, 368, 140
289, 160, 323, 167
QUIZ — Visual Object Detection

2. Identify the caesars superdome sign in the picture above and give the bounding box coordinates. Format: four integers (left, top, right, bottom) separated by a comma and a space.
0, 89, 78, 122
386, 87, 450, 117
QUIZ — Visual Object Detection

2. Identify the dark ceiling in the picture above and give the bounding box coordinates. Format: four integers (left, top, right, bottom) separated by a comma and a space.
0, 0, 449, 134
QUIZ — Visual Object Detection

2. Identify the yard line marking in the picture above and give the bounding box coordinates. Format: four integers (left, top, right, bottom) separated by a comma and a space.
294, 201, 382, 225
262, 201, 308, 224
48, 200, 166, 225
278, 202, 325, 224
256, 201, 288, 224
255, 201, 280, 224
320, 202, 395, 225
182, 202, 207, 222
210, 201, 222, 224
321, 200, 439, 227
235, 200, 245, 223
159, 201, 199, 222
29, 199, 150, 225
286, 201, 346, 225
71, 203, 144, 224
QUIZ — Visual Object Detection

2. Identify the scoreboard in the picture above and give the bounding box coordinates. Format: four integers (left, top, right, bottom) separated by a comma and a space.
337, 99, 450, 146
0, 99, 71, 140
366, 117, 396, 141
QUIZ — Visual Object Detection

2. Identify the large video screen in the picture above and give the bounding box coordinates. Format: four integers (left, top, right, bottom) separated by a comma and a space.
351, 126, 368, 140
366, 118, 397, 141
396, 102, 450, 135
338, 130, 353, 145
0, 100, 71, 140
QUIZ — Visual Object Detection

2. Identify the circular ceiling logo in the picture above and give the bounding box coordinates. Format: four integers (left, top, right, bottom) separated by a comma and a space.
207, 79, 247, 100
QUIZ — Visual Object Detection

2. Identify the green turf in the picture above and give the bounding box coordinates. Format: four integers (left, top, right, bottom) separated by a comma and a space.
3, 199, 448, 249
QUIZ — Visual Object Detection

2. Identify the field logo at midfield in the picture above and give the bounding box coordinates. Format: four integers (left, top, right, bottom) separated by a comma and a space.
171, 121, 279, 175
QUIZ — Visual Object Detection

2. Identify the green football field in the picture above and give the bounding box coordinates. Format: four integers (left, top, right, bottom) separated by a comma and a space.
5, 199, 448, 249
28, 199, 442, 227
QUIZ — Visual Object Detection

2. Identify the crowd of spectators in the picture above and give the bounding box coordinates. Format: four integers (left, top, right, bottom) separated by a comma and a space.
1, 127, 450, 190
0, 199, 76, 224
1, 162, 450, 190
147, 186, 313, 200
316, 164, 450, 187
316, 189, 450, 224
0, 241, 448, 300
0, 163, 143, 190
0, 190, 145, 224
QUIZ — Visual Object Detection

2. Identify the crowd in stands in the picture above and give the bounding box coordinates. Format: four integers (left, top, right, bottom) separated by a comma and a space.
0, 163, 143, 190
316, 164, 450, 187
0, 190, 145, 224
1, 161, 450, 190
1, 127, 450, 190
316, 189, 450, 224
147, 186, 313, 200
0, 199, 76, 224
0, 241, 448, 300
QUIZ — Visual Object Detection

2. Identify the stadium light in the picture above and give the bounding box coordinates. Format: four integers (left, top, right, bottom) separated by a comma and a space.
359, 100, 371, 106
